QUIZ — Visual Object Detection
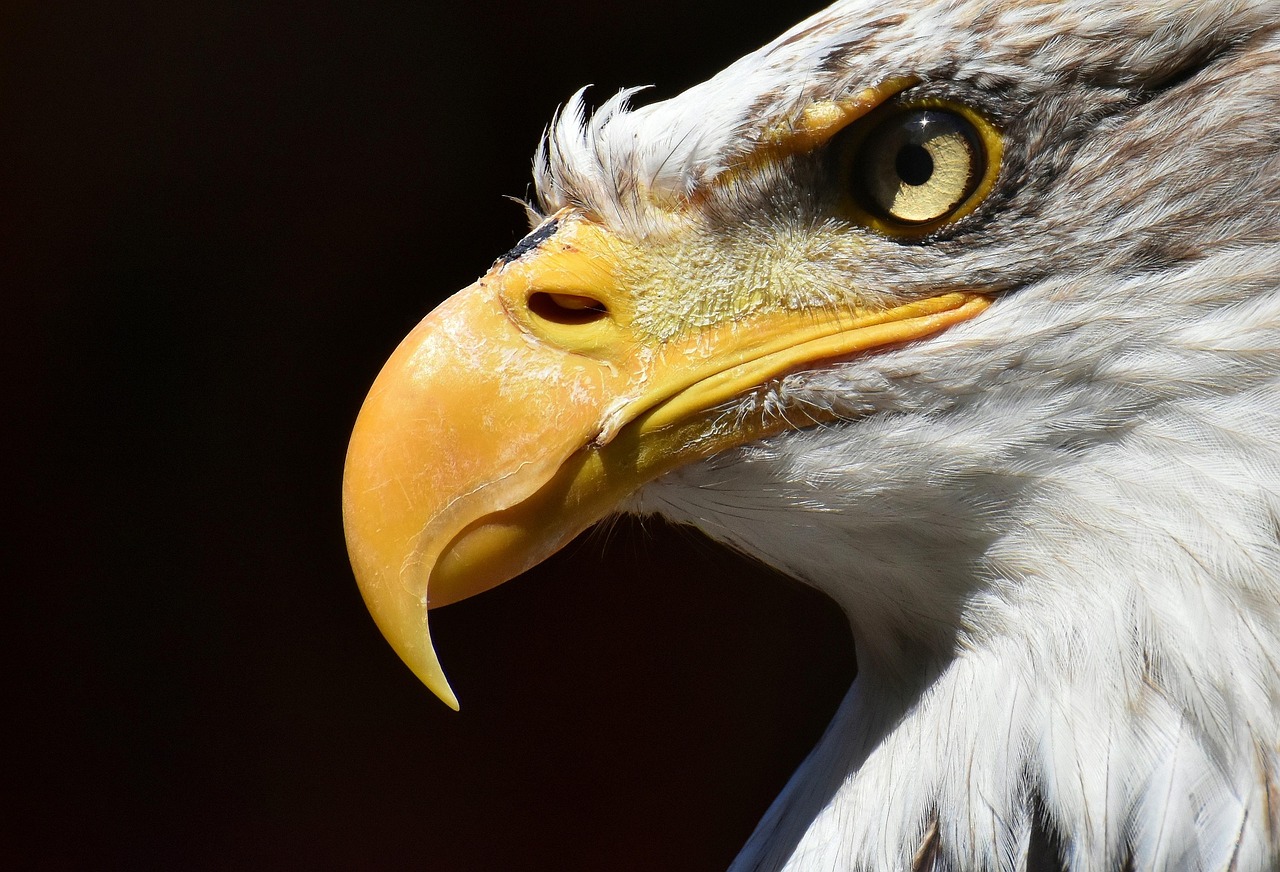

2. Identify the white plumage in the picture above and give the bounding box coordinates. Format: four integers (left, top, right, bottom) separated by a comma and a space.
531, 1, 1280, 869
342, 1, 1280, 869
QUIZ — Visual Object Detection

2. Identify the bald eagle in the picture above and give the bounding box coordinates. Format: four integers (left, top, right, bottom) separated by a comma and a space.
342, 1, 1280, 869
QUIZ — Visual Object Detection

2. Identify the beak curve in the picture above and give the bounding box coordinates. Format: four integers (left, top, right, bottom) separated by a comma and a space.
341, 218, 628, 708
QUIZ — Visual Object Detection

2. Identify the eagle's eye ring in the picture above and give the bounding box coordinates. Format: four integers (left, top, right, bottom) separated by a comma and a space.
837, 98, 1001, 237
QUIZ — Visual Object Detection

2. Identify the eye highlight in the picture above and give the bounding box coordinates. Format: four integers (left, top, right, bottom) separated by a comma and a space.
837, 99, 1001, 236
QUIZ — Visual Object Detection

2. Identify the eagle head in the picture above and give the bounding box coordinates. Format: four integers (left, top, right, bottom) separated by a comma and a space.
343, 1, 1280, 868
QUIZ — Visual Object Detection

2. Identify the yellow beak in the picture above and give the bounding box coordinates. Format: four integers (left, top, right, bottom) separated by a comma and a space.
342, 212, 989, 708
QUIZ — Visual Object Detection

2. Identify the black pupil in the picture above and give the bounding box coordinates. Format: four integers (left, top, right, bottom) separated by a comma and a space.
896, 144, 933, 186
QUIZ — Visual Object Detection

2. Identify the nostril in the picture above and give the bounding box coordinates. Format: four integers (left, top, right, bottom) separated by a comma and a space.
528, 292, 609, 325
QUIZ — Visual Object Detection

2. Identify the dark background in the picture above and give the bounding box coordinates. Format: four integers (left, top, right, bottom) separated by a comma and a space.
7, 2, 857, 869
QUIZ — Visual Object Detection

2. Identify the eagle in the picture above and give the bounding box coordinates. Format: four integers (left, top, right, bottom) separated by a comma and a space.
342, 1, 1280, 869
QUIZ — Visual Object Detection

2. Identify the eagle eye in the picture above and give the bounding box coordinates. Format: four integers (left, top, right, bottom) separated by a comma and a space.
839, 100, 1000, 235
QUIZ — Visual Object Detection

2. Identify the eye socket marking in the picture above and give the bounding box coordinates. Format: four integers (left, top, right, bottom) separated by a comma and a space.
838, 99, 1001, 236
528, 292, 609, 325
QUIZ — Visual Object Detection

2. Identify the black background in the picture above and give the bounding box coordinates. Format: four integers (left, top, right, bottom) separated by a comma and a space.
8, 2, 858, 869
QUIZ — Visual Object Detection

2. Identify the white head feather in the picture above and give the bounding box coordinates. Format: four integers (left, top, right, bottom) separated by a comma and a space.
532, 1, 1280, 869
